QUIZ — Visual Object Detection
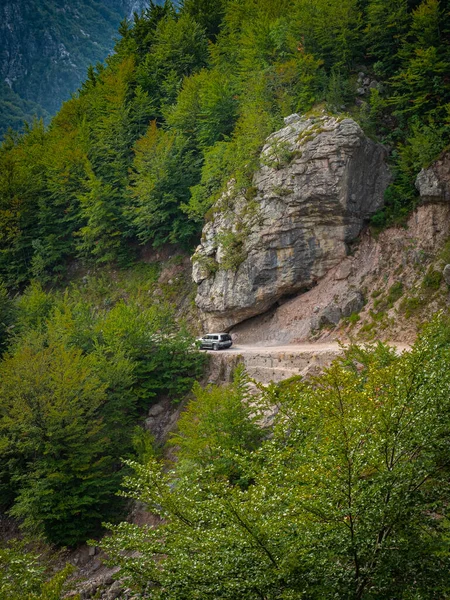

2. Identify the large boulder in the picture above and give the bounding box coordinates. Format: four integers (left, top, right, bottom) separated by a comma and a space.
193, 113, 390, 331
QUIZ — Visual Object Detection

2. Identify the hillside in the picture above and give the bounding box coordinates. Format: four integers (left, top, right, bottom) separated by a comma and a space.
0, 0, 154, 136
0, 0, 449, 288
1, 1, 450, 598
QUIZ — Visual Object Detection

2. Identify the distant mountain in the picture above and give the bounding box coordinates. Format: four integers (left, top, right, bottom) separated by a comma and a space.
0, 0, 155, 137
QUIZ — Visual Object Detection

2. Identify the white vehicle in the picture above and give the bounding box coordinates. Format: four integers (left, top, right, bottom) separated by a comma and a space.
198, 333, 233, 351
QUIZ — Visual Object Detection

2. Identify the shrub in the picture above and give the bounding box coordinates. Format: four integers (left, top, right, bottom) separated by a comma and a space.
217, 229, 247, 271
101, 318, 450, 598
422, 267, 443, 290
387, 281, 403, 305
0, 543, 75, 600
347, 311, 361, 325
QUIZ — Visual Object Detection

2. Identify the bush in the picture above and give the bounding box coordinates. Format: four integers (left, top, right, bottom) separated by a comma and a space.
217, 229, 247, 271
0, 543, 75, 600
101, 318, 450, 598
347, 311, 361, 325
422, 267, 443, 290
387, 281, 403, 305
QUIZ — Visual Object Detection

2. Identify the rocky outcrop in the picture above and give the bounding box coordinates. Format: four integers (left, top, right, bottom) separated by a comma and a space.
310, 289, 365, 331
230, 202, 450, 346
193, 113, 390, 331
416, 152, 450, 203
356, 71, 382, 97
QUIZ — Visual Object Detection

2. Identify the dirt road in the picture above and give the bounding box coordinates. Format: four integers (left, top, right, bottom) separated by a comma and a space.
213, 342, 411, 355
204, 342, 411, 384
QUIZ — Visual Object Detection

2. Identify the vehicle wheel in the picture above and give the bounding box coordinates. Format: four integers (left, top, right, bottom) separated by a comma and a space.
213, 343, 219, 351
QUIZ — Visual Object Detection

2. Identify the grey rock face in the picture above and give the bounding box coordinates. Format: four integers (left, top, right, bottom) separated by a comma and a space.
283, 113, 301, 125
415, 169, 444, 203
318, 305, 342, 328
443, 264, 450, 286
341, 290, 365, 317
310, 290, 364, 331
416, 152, 450, 203
193, 113, 390, 331
122, 0, 150, 18
356, 72, 382, 96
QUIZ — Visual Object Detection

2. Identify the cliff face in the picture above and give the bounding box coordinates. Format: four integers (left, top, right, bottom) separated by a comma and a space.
224, 151, 450, 346
0, 0, 149, 134
193, 113, 390, 331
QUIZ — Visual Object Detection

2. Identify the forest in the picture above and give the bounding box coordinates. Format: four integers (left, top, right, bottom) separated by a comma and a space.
0, 0, 450, 598
0, 0, 154, 137
0, 0, 449, 289
4, 320, 450, 598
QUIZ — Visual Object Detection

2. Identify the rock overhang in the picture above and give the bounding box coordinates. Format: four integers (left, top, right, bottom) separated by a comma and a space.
192, 112, 391, 331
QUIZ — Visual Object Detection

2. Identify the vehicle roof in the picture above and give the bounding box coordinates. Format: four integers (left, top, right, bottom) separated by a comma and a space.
203, 332, 230, 336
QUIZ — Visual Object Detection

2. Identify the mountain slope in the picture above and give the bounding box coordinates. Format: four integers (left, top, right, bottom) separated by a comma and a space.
0, 0, 152, 136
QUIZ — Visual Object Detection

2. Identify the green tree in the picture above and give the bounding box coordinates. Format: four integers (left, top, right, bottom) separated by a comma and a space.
171, 365, 264, 483
135, 13, 208, 118
0, 280, 15, 352
114, 1, 176, 61
165, 68, 238, 149
76, 57, 139, 264
46, 298, 138, 455
102, 320, 450, 598
0, 123, 48, 286
390, 0, 450, 121
127, 121, 200, 246
75, 167, 128, 264
30, 101, 89, 281
0, 336, 122, 545
365, 0, 410, 77
375, 0, 450, 225
181, 0, 229, 39
94, 299, 206, 404
0, 543, 76, 600
292, 0, 364, 70
14, 281, 54, 335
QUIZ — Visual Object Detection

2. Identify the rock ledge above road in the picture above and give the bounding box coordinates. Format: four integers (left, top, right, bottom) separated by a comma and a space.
193, 112, 391, 331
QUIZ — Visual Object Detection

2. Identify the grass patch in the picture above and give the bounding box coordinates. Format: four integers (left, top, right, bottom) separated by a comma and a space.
387, 282, 404, 305
422, 267, 443, 290
439, 238, 450, 265
271, 185, 294, 197
369, 282, 404, 314
344, 312, 361, 326
400, 294, 427, 319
